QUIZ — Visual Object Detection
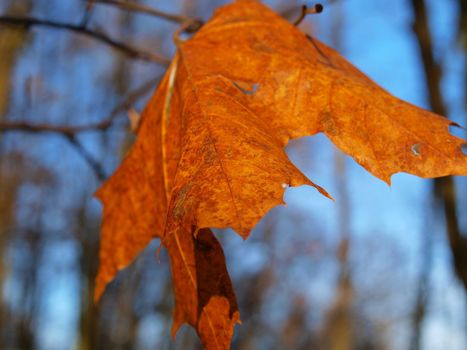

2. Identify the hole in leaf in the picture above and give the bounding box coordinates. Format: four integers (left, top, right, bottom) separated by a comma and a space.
462, 143, 467, 156
232, 81, 259, 95
411, 143, 421, 157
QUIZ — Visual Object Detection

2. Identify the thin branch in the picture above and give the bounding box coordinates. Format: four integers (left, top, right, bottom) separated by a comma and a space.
65, 135, 107, 181
0, 16, 170, 65
105, 75, 159, 123
0, 76, 159, 180
0, 120, 109, 135
0, 76, 158, 135
80, 0, 96, 28
90, 0, 194, 24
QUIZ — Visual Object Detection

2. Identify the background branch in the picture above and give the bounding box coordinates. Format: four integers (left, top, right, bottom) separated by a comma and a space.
0, 75, 159, 180
0, 16, 170, 65
65, 135, 107, 181
91, 0, 196, 24
0, 76, 158, 136
0, 120, 111, 135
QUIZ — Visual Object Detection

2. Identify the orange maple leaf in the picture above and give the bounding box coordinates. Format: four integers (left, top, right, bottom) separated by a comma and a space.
95, 1, 467, 349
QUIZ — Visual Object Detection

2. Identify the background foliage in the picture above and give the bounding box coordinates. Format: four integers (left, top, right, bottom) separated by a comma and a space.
0, 0, 466, 349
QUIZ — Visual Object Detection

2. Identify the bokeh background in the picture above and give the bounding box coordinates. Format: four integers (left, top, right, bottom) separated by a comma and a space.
0, 0, 466, 349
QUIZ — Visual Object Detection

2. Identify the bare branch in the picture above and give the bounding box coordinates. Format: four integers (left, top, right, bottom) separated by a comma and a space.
0, 120, 109, 134
0, 76, 159, 180
65, 135, 107, 181
0, 15, 170, 65
0, 77, 159, 181
91, 0, 196, 24
0, 76, 158, 135
105, 75, 159, 123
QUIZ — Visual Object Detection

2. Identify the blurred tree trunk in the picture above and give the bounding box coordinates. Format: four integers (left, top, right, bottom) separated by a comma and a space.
17, 228, 41, 350
410, 0, 467, 350
0, 158, 21, 347
458, 0, 467, 50
232, 216, 276, 350
76, 202, 100, 350
83, 8, 142, 350
322, 6, 354, 349
0, 152, 52, 348
409, 202, 434, 350
0, 1, 31, 116
76, 6, 135, 348
410, 0, 467, 291
0, 1, 32, 348
323, 150, 354, 350
458, 0, 467, 123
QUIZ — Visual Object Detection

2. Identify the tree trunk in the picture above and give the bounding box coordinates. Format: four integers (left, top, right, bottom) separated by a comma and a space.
410, 0, 467, 291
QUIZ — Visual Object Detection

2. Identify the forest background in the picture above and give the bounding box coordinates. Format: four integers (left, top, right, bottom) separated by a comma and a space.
0, 0, 466, 349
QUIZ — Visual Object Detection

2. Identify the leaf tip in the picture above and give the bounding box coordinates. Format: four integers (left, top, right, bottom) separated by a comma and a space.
383, 176, 392, 187
128, 107, 142, 132
312, 182, 334, 201
235, 312, 242, 325
93, 275, 108, 304
170, 309, 184, 339
239, 229, 252, 241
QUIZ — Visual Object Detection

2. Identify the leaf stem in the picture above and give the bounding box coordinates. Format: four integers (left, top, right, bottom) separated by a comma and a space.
293, 4, 324, 26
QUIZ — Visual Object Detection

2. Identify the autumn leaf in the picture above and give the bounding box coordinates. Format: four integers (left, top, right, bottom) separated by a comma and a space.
96, 62, 241, 349
95, 0, 467, 349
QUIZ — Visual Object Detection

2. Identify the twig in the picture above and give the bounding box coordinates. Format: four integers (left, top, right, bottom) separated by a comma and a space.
80, 0, 96, 28
293, 4, 324, 26
65, 135, 107, 181
0, 120, 110, 134
105, 75, 159, 124
90, 0, 194, 24
0, 16, 170, 65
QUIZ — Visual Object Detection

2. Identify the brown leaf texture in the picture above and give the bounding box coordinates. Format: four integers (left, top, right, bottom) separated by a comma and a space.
95, 0, 467, 348
165, 227, 239, 349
